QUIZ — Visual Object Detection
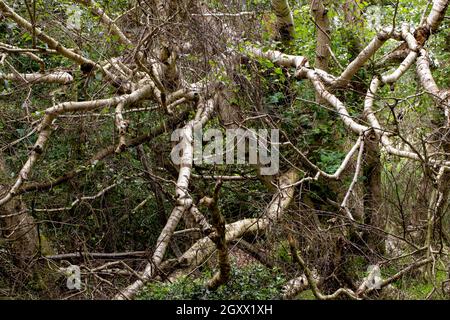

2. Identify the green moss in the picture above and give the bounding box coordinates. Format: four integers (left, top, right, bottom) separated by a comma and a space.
38, 234, 55, 256
400, 269, 447, 300
296, 289, 316, 300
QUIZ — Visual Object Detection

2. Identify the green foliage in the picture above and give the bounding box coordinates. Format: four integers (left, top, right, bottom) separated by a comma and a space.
267, 91, 285, 104
401, 270, 447, 300
316, 149, 345, 174
137, 264, 287, 300
291, 6, 316, 59
384, 266, 448, 300
274, 240, 292, 263
296, 289, 316, 300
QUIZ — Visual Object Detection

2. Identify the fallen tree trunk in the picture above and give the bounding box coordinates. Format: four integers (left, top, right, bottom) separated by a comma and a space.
115, 97, 217, 299
168, 170, 298, 278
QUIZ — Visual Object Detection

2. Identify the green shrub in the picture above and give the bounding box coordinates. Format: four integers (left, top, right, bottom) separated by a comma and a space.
137, 264, 286, 300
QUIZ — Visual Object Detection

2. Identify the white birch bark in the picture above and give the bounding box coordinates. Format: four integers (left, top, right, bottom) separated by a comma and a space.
271, 0, 295, 41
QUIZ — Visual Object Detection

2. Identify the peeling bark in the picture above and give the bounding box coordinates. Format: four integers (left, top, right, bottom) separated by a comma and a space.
271, 0, 295, 42
0, 71, 73, 84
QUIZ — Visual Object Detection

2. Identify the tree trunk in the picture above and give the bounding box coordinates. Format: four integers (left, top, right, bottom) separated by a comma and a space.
311, 0, 330, 105
271, 0, 295, 42
362, 134, 385, 258
311, 0, 330, 72
0, 158, 39, 261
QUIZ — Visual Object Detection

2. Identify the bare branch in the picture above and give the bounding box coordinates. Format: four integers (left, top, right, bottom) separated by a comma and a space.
73, 0, 133, 47
0, 71, 73, 84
